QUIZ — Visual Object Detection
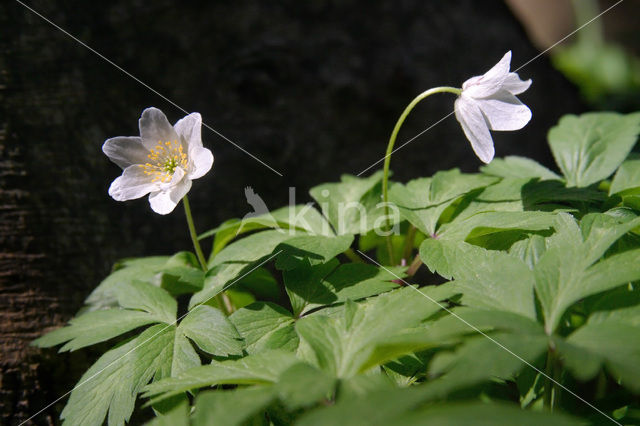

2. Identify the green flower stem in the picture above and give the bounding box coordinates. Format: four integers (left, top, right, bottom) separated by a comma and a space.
183, 195, 231, 315
382, 86, 461, 264
402, 224, 418, 262
344, 248, 365, 263
543, 345, 559, 411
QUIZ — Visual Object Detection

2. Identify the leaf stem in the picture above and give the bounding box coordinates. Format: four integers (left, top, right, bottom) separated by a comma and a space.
543, 344, 559, 411
406, 255, 423, 277
402, 224, 418, 261
183, 195, 231, 315
382, 86, 461, 264
344, 248, 365, 263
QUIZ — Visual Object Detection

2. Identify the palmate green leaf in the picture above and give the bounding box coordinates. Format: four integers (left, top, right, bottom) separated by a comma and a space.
397, 401, 581, 426
275, 363, 336, 410
115, 280, 177, 324
143, 350, 299, 404
209, 230, 291, 268
610, 158, 640, 196
481, 156, 560, 180
534, 213, 640, 333
32, 309, 157, 352
548, 112, 640, 187
179, 305, 243, 356
61, 324, 183, 426
230, 302, 298, 354
420, 239, 537, 319
192, 386, 275, 426
427, 333, 548, 396
33, 281, 177, 351
160, 252, 204, 296
559, 318, 640, 393
388, 170, 497, 236
283, 259, 404, 317
189, 263, 248, 309
199, 204, 333, 242
298, 384, 579, 426
295, 287, 451, 378
274, 233, 354, 270
145, 398, 188, 426
310, 171, 386, 235
84, 256, 169, 310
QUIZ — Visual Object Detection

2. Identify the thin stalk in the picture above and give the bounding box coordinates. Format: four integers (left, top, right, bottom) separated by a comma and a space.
406, 255, 423, 277
543, 347, 559, 411
344, 248, 365, 263
382, 86, 461, 264
402, 225, 417, 261
183, 195, 231, 315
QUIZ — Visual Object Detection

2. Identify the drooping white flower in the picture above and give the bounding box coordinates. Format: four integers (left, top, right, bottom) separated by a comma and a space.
103, 107, 214, 214
454, 51, 532, 163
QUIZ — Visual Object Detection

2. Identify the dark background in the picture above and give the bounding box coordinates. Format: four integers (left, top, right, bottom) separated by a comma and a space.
0, 0, 593, 423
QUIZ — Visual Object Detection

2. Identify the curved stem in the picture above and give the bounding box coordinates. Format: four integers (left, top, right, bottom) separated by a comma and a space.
382, 86, 461, 264
183, 195, 208, 271
183, 195, 231, 315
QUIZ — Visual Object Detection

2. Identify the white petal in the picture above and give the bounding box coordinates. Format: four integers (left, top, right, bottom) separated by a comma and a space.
175, 113, 203, 150
148, 178, 192, 215
139, 107, 178, 150
188, 146, 214, 180
502, 73, 531, 95
454, 96, 495, 164
463, 51, 512, 98
158, 167, 185, 191
108, 165, 156, 201
476, 90, 532, 131
102, 136, 149, 169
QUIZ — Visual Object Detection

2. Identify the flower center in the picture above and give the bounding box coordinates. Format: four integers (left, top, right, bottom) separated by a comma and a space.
139, 140, 188, 183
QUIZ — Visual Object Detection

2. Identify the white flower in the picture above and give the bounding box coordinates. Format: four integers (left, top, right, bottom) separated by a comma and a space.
454, 51, 532, 163
103, 107, 214, 214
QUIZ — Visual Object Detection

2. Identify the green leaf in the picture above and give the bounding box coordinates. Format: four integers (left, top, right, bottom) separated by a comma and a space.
189, 263, 249, 309
295, 287, 451, 377
192, 386, 275, 426
61, 324, 176, 426
560, 320, 640, 393
32, 309, 157, 352
115, 281, 177, 324
389, 170, 497, 235
397, 401, 581, 426
230, 302, 298, 354
275, 233, 354, 270
548, 112, 640, 187
145, 398, 189, 426
420, 239, 536, 319
427, 332, 548, 398
209, 230, 291, 268
85, 256, 169, 310
160, 252, 204, 296
481, 156, 560, 180
438, 211, 556, 243
143, 350, 299, 404
284, 260, 403, 316
275, 363, 336, 410
179, 305, 244, 356
610, 158, 640, 196
534, 214, 640, 333
310, 171, 387, 235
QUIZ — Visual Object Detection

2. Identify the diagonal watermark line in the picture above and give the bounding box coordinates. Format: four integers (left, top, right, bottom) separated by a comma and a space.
20, 250, 283, 426
15, 0, 284, 177
356, 250, 621, 425
356, 0, 624, 177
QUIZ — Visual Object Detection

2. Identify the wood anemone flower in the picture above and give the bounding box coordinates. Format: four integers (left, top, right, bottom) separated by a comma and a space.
103, 108, 214, 214
454, 51, 532, 163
